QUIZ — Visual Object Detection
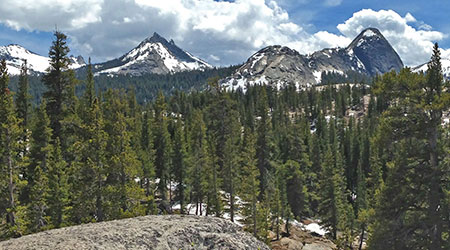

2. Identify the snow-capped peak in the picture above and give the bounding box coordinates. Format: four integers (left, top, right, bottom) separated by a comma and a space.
0, 44, 50, 75
0, 44, 85, 75
361, 29, 378, 38
95, 32, 212, 76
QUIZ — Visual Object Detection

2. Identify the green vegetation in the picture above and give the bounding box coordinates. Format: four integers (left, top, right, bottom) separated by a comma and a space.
0, 31, 449, 250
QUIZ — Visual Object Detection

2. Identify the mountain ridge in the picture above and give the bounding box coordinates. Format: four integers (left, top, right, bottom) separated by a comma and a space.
0, 44, 85, 75
220, 27, 404, 91
93, 32, 212, 76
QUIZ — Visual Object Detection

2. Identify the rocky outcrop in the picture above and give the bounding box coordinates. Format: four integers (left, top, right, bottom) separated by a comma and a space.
271, 222, 336, 250
0, 215, 269, 250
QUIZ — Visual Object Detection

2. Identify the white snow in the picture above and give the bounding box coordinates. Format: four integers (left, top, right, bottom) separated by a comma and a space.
250, 53, 265, 68
362, 29, 376, 37
171, 192, 245, 227
68, 56, 86, 69
313, 71, 322, 84
0, 44, 50, 74
305, 223, 327, 236
0, 44, 85, 75
413, 58, 450, 79
98, 41, 211, 75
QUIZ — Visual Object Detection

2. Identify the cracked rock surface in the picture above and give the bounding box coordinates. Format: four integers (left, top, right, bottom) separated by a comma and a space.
0, 215, 270, 250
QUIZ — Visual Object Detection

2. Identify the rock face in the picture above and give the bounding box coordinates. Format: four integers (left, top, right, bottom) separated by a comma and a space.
94, 32, 212, 76
0, 215, 269, 250
220, 28, 404, 91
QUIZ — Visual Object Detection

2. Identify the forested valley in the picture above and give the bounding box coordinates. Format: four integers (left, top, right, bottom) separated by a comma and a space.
0, 32, 449, 249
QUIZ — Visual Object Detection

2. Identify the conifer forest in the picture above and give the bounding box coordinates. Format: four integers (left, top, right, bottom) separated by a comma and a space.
0, 31, 449, 249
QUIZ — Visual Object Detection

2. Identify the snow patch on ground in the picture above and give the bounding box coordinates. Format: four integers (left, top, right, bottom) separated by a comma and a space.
305, 223, 327, 236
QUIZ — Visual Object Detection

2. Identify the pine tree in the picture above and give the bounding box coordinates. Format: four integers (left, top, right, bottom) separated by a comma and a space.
239, 127, 259, 236
256, 87, 271, 198
0, 60, 25, 237
102, 91, 144, 219
153, 91, 171, 205
187, 110, 210, 215
369, 45, 450, 249
46, 138, 68, 228
16, 60, 31, 156
318, 143, 350, 240
42, 31, 75, 141
25, 101, 52, 205
172, 116, 187, 214
26, 163, 48, 233
139, 110, 156, 214
25, 100, 52, 233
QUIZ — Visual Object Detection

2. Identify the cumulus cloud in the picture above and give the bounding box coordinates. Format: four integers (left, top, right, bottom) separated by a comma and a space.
0, 0, 103, 31
337, 9, 449, 65
0, 1, 448, 67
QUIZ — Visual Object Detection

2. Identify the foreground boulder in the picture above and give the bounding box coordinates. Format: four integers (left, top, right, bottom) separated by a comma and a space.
0, 215, 269, 250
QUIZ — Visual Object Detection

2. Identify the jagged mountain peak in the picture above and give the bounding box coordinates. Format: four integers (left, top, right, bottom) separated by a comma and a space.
94, 32, 211, 76
143, 32, 167, 44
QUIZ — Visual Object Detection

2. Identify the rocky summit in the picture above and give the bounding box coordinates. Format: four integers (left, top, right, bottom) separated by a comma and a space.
0, 215, 269, 250
93, 32, 212, 76
220, 27, 404, 91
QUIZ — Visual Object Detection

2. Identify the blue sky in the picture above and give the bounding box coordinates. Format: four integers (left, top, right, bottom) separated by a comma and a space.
0, 0, 449, 66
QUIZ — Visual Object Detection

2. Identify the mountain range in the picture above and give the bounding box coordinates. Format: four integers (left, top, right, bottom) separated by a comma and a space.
220, 28, 404, 91
0, 28, 448, 86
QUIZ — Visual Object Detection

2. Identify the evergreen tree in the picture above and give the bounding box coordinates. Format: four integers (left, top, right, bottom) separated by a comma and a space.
239, 127, 259, 236
103, 91, 144, 219
46, 138, 68, 228
172, 116, 187, 214
26, 163, 48, 233
369, 44, 450, 249
0, 60, 25, 237
256, 87, 271, 198
318, 143, 350, 240
42, 31, 75, 141
153, 91, 171, 205
16, 60, 31, 156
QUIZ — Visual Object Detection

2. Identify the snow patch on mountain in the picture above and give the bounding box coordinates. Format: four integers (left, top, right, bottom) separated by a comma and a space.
0, 44, 85, 75
413, 58, 450, 79
362, 29, 377, 37
0, 44, 49, 74
95, 33, 211, 76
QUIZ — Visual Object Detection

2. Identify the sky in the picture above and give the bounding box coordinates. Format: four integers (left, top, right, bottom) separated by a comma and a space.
0, 0, 449, 67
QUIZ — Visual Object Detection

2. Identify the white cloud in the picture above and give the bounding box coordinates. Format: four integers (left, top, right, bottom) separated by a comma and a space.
337, 9, 449, 66
0, 0, 103, 31
0, 1, 448, 67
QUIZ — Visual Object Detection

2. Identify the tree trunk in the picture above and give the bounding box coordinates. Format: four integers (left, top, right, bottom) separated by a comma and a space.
7, 132, 16, 227
252, 187, 257, 237
230, 183, 234, 222
359, 225, 365, 250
